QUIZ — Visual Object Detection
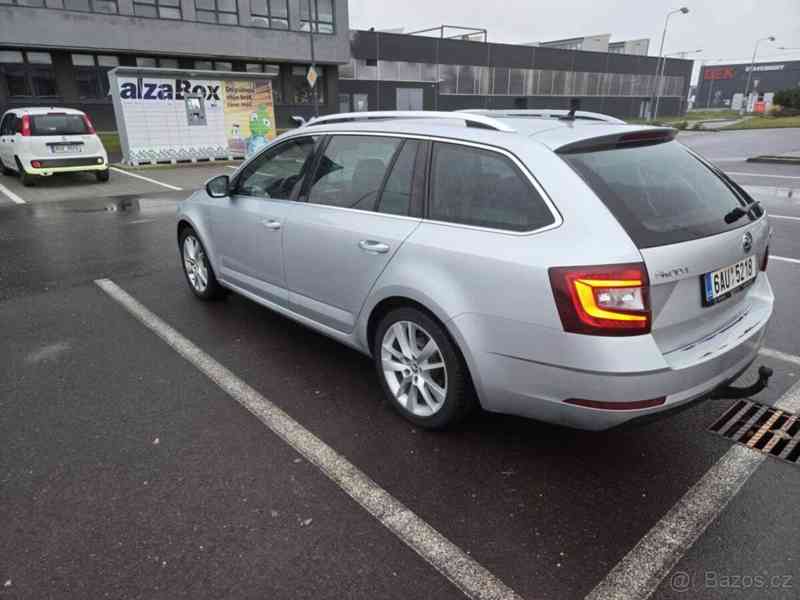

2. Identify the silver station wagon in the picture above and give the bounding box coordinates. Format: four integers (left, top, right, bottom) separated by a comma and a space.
177, 110, 773, 430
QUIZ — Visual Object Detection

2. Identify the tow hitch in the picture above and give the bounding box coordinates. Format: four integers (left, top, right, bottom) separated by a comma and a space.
710, 365, 773, 400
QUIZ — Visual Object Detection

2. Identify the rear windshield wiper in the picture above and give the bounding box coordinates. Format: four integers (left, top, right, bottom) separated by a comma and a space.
724, 200, 761, 224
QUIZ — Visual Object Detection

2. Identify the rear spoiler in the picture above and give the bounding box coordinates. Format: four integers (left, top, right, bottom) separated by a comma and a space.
555, 128, 678, 155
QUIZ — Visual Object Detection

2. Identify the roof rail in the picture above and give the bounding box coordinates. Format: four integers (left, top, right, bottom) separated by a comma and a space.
303, 111, 517, 132
460, 109, 626, 124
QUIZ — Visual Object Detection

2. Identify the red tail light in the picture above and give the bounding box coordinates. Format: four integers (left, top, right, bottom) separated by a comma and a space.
82, 114, 96, 134
548, 263, 651, 336
31, 160, 42, 168
20, 114, 31, 136
761, 244, 769, 271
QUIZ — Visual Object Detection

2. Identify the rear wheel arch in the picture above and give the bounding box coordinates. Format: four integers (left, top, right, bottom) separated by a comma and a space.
366, 295, 482, 400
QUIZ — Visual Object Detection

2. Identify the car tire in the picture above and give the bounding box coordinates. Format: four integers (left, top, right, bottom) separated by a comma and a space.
95, 169, 110, 183
1, 160, 13, 176
179, 227, 225, 301
373, 307, 476, 429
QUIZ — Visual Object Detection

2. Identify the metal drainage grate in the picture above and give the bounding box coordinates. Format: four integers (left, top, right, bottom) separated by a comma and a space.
710, 399, 800, 465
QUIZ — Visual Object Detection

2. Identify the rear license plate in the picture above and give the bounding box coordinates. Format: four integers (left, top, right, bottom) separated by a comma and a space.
701, 255, 757, 306
51, 144, 82, 154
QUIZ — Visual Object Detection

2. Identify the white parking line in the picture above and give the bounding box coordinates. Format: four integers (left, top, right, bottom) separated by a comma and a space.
587, 378, 800, 600
725, 172, 800, 180
226, 165, 238, 170
770, 214, 800, 222
772, 255, 800, 265
109, 167, 183, 191
94, 278, 522, 600
0, 182, 26, 204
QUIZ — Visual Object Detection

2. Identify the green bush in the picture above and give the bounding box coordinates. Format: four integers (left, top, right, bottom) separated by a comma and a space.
674, 120, 688, 130
773, 88, 800, 110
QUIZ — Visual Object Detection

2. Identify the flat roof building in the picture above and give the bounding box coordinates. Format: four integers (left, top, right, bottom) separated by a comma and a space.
339, 29, 689, 120
0, 0, 350, 129
697, 60, 800, 111
537, 34, 650, 56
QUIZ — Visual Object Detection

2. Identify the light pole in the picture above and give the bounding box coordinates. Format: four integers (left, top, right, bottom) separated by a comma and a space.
652, 6, 689, 121
740, 36, 775, 114
306, 0, 319, 118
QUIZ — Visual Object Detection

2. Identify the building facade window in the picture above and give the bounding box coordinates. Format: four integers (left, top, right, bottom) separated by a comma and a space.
134, 0, 181, 19
0, 0, 46, 6
71, 54, 118, 99
0, 51, 57, 97
290, 65, 324, 104
195, 0, 238, 24
250, 0, 288, 29
0, 0, 118, 8
300, 0, 333, 33
246, 63, 282, 103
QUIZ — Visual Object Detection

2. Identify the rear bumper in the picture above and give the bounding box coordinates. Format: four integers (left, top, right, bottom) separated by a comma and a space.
452, 276, 773, 431
23, 155, 108, 175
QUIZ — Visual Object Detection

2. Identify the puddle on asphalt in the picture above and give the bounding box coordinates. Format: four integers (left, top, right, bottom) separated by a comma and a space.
27, 195, 181, 219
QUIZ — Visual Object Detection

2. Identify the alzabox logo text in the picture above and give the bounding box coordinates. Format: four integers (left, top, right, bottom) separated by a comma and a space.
120, 79, 221, 101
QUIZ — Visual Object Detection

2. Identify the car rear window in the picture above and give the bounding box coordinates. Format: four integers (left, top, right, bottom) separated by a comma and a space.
30, 114, 89, 136
562, 141, 758, 248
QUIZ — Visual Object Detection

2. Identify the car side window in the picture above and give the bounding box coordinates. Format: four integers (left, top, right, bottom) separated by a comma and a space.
376, 140, 419, 216
235, 136, 318, 199
429, 142, 555, 232
306, 135, 402, 211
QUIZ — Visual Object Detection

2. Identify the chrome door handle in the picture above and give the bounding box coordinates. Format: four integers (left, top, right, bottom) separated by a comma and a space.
261, 219, 281, 230
358, 240, 390, 254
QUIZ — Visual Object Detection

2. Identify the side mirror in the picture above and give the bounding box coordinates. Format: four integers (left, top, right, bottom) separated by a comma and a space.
206, 174, 230, 198
291, 115, 306, 127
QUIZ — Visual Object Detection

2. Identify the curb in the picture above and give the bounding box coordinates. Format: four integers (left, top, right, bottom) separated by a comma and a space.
746, 155, 800, 165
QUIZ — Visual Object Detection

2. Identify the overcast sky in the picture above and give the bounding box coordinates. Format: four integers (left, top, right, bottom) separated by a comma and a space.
348, 0, 800, 75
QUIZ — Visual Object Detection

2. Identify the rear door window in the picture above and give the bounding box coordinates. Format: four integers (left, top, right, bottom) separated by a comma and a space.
307, 135, 401, 211
429, 142, 555, 232
562, 141, 759, 248
30, 114, 90, 136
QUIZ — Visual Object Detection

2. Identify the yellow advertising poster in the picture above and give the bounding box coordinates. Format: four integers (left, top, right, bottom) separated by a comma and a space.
223, 79, 276, 157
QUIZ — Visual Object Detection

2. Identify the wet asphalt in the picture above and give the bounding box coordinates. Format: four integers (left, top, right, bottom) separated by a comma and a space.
1, 128, 799, 599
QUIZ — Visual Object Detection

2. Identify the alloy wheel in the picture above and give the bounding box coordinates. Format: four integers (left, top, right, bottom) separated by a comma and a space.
183, 235, 209, 293
381, 320, 448, 417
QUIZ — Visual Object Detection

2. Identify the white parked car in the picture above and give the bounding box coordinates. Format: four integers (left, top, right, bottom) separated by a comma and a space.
0, 107, 109, 186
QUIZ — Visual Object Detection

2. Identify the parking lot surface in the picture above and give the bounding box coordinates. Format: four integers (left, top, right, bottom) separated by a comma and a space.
2, 127, 799, 599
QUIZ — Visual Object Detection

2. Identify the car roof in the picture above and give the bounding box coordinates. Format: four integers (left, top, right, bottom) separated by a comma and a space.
294, 114, 669, 153
4, 106, 87, 116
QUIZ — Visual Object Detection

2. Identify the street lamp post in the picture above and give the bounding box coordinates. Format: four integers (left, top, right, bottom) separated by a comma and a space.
307, 0, 319, 118
740, 36, 776, 114
652, 6, 689, 121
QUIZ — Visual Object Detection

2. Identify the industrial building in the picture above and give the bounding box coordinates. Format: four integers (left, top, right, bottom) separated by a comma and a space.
339, 29, 690, 120
538, 34, 650, 56
0, 0, 350, 129
1, 2, 692, 130
696, 60, 800, 112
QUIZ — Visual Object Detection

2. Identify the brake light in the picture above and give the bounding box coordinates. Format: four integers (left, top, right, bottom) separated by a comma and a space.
548, 263, 651, 336
31, 160, 42, 168
761, 244, 769, 271
82, 114, 96, 134
21, 114, 31, 136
